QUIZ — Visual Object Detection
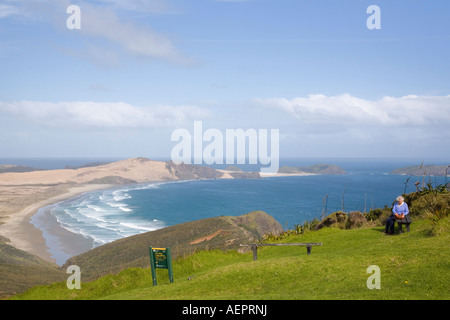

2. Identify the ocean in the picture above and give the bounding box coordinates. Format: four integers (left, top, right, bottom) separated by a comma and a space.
3, 157, 446, 265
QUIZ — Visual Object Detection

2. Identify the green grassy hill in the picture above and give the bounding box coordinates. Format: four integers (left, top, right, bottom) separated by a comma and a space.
0, 236, 66, 298
62, 211, 283, 282
11, 216, 450, 300
0, 211, 281, 299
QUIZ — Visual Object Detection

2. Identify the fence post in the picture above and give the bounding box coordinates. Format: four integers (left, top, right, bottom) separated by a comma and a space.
149, 247, 157, 286
251, 244, 258, 261
167, 247, 174, 283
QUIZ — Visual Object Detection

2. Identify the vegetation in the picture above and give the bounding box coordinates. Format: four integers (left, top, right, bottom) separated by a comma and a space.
391, 164, 450, 177
262, 218, 321, 242
224, 165, 242, 172
5, 184, 449, 300
11, 216, 450, 300
0, 238, 66, 297
61, 211, 282, 282
403, 183, 449, 225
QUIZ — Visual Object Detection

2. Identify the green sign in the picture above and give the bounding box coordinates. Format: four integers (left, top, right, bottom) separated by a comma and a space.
149, 247, 174, 286
153, 248, 169, 269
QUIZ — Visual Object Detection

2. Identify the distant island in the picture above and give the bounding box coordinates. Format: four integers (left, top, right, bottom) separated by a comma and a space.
277, 164, 347, 175
391, 164, 449, 176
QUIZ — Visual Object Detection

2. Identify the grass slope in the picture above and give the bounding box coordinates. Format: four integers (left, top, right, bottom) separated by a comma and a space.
62, 211, 282, 282
0, 237, 65, 298
12, 217, 450, 300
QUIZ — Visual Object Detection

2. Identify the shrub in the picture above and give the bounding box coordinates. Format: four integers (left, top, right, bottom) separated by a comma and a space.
345, 211, 367, 229
430, 216, 450, 236
408, 185, 449, 223
364, 208, 383, 221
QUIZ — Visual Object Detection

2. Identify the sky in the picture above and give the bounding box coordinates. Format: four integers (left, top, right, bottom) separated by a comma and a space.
0, 0, 449, 161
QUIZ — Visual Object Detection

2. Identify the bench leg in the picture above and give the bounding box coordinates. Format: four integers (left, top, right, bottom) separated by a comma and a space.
251, 244, 258, 261
398, 223, 403, 234
406, 224, 410, 232
307, 246, 311, 255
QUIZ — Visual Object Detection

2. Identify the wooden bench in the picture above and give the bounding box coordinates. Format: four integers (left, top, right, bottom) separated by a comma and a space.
240, 243, 323, 261
397, 215, 412, 233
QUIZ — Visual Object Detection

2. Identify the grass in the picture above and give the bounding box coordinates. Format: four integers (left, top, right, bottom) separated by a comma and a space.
11, 216, 450, 300
0, 239, 66, 297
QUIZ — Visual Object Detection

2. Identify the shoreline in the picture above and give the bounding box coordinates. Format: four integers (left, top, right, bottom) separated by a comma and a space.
0, 173, 318, 265
31, 200, 97, 266
0, 184, 116, 264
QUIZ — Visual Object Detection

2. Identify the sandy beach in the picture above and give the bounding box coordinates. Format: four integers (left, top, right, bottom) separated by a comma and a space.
0, 158, 258, 265
0, 158, 315, 265
0, 184, 115, 264
0, 158, 183, 264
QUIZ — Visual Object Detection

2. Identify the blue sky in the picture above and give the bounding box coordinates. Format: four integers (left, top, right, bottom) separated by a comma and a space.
0, 0, 449, 160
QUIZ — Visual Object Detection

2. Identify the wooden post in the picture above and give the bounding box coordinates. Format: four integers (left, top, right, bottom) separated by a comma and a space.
166, 247, 174, 283
240, 243, 323, 261
251, 244, 258, 261
149, 247, 157, 286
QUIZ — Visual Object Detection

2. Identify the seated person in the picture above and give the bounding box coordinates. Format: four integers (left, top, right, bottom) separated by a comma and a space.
384, 196, 409, 235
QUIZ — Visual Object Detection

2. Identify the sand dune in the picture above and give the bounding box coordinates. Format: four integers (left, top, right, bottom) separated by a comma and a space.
0, 184, 114, 262
0, 158, 176, 186
0, 157, 256, 262
0, 157, 181, 261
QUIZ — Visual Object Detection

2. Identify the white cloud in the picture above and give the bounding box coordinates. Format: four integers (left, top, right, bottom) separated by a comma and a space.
2, 0, 189, 64
0, 4, 20, 18
0, 101, 212, 129
255, 94, 450, 127
78, 3, 187, 63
